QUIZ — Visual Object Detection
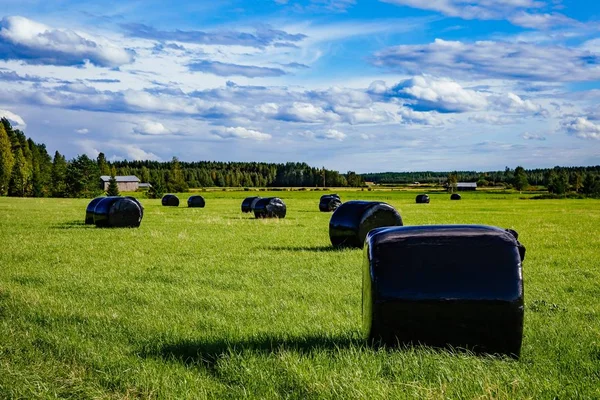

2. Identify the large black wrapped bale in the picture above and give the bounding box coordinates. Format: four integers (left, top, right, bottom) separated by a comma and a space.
241, 196, 261, 213
162, 194, 180, 207
329, 201, 403, 249
187, 195, 206, 208
85, 197, 106, 224
319, 195, 343, 212
363, 225, 526, 357
93, 197, 143, 228
451, 193, 462, 200
253, 197, 286, 219
125, 196, 144, 218
415, 194, 430, 204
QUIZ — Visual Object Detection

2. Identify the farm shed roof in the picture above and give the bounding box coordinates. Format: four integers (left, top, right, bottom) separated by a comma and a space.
100, 175, 140, 183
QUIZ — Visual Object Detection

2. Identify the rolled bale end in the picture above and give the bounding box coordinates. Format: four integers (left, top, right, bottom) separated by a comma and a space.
319, 195, 343, 212
362, 225, 525, 357
85, 197, 106, 224
329, 201, 403, 249
162, 194, 180, 207
415, 194, 430, 204
187, 195, 206, 208
125, 196, 144, 218
93, 197, 143, 228
253, 197, 286, 219
241, 196, 261, 213
451, 193, 462, 200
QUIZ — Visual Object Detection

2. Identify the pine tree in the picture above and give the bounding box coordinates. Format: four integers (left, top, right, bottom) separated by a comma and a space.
51, 151, 68, 197
0, 122, 14, 195
146, 179, 164, 199
97, 152, 111, 176
8, 147, 30, 196
106, 166, 120, 196
167, 156, 188, 192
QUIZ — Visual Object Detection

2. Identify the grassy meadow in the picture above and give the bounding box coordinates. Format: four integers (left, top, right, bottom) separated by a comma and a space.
0, 190, 599, 399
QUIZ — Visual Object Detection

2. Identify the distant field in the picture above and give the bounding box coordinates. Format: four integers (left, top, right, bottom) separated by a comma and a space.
1, 191, 599, 399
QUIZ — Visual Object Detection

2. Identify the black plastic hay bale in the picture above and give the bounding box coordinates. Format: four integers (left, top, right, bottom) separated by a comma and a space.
125, 196, 144, 218
451, 193, 462, 200
329, 201, 403, 249
85, 197, 106, 224
319, 194, 343, 212
162, 194, 180, 207
253, 197, 286, 219
187, 195, 206, 208
362, 225, 526, 357
415, 194, 430, 204
93, 197, 143, 228
241, 196, 261, 213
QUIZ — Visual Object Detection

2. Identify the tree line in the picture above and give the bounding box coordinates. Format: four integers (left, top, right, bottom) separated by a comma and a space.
364, 166, 600, 196
0, 118, 364, 198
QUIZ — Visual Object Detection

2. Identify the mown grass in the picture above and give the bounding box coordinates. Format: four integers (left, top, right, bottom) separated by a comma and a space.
0, 191, 599, 399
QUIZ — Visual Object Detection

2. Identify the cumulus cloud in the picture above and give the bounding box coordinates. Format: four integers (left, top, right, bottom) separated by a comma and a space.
75, 128, 89, 134
213, 126, 272, 140
188, 60, 286, 78
121, 23, 306, 48
562, 117, 600, 139
372, 39, 600, 82
391, 76, 488, 112
133, 121, 174, 135
0, 109, 26, 127
0, 16, 134, 67
276, 102, 341, 123
316, 129, 347, 140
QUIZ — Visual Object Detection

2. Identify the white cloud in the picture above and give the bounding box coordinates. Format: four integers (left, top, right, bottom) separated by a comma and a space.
133, 121, 173, 135
213, 126, 272, 140
0, 108, 26, 127
0, 16, 134, 67
395, 75, 488, 112
276, 102, 341, 123
75, 128, 89, 134
317, 128, 346, 140
373, 39, 600, 82
380, 0, 578, 29
562, 117, 600, 139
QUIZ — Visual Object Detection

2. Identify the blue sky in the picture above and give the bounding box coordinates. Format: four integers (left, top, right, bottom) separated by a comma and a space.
1, 0, 599, 172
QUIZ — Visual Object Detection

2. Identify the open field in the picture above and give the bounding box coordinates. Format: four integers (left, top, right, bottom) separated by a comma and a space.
1, 191, 599, 399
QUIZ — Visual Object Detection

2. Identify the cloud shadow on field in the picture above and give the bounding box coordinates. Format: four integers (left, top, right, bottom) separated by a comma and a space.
141, 333, 363, 370
262, 245, 351, 252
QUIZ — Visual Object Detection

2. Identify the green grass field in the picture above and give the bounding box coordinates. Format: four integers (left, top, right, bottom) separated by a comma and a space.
1, 191, 599, 399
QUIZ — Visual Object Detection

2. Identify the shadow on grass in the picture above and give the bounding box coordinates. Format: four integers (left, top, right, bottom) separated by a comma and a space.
262, 245, 350, 252
51, 220, 90, 229
141, 333, 364, 370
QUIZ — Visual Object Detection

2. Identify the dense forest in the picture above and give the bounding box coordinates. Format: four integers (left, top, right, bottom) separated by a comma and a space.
0, 118, 363, 198
1, 117, 599, 198
362, 166, 600, 196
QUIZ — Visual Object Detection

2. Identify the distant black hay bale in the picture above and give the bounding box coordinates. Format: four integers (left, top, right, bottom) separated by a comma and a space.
162, 194, 180, 207
415, 194, 430, 204
451, 193, 462, 200
187, 195, 206, 208
85, 196, 106, 224
253, 197, 286, 219
319, 194, 343, 212
93, 197, 143, 228
363, 225, 526, 357
241, 196, 261, 213
329, 201, 403, 249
